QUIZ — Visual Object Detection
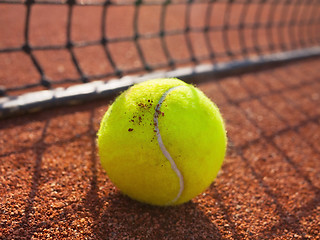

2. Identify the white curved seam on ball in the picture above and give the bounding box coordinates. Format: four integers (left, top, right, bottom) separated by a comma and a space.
154, 86, 184, 205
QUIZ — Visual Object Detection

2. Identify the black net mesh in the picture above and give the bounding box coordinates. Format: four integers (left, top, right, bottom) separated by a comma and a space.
0, 0, 319, 97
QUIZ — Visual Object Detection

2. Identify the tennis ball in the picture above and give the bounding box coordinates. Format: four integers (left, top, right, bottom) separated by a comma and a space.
98, 78, 227, 206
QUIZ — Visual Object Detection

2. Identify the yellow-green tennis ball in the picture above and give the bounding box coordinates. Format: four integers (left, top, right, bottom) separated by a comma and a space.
98, 78, 227, 206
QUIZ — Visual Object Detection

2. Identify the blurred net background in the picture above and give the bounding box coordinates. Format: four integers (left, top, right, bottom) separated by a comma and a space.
0, 0, 319, 118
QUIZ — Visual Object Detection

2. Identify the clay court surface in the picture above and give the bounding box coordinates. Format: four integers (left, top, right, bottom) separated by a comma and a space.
0, 59, 319, 239
1, 1, 320, 239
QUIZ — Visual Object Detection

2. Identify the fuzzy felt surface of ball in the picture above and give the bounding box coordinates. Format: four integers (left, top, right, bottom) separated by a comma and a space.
98, 78, 227, 206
